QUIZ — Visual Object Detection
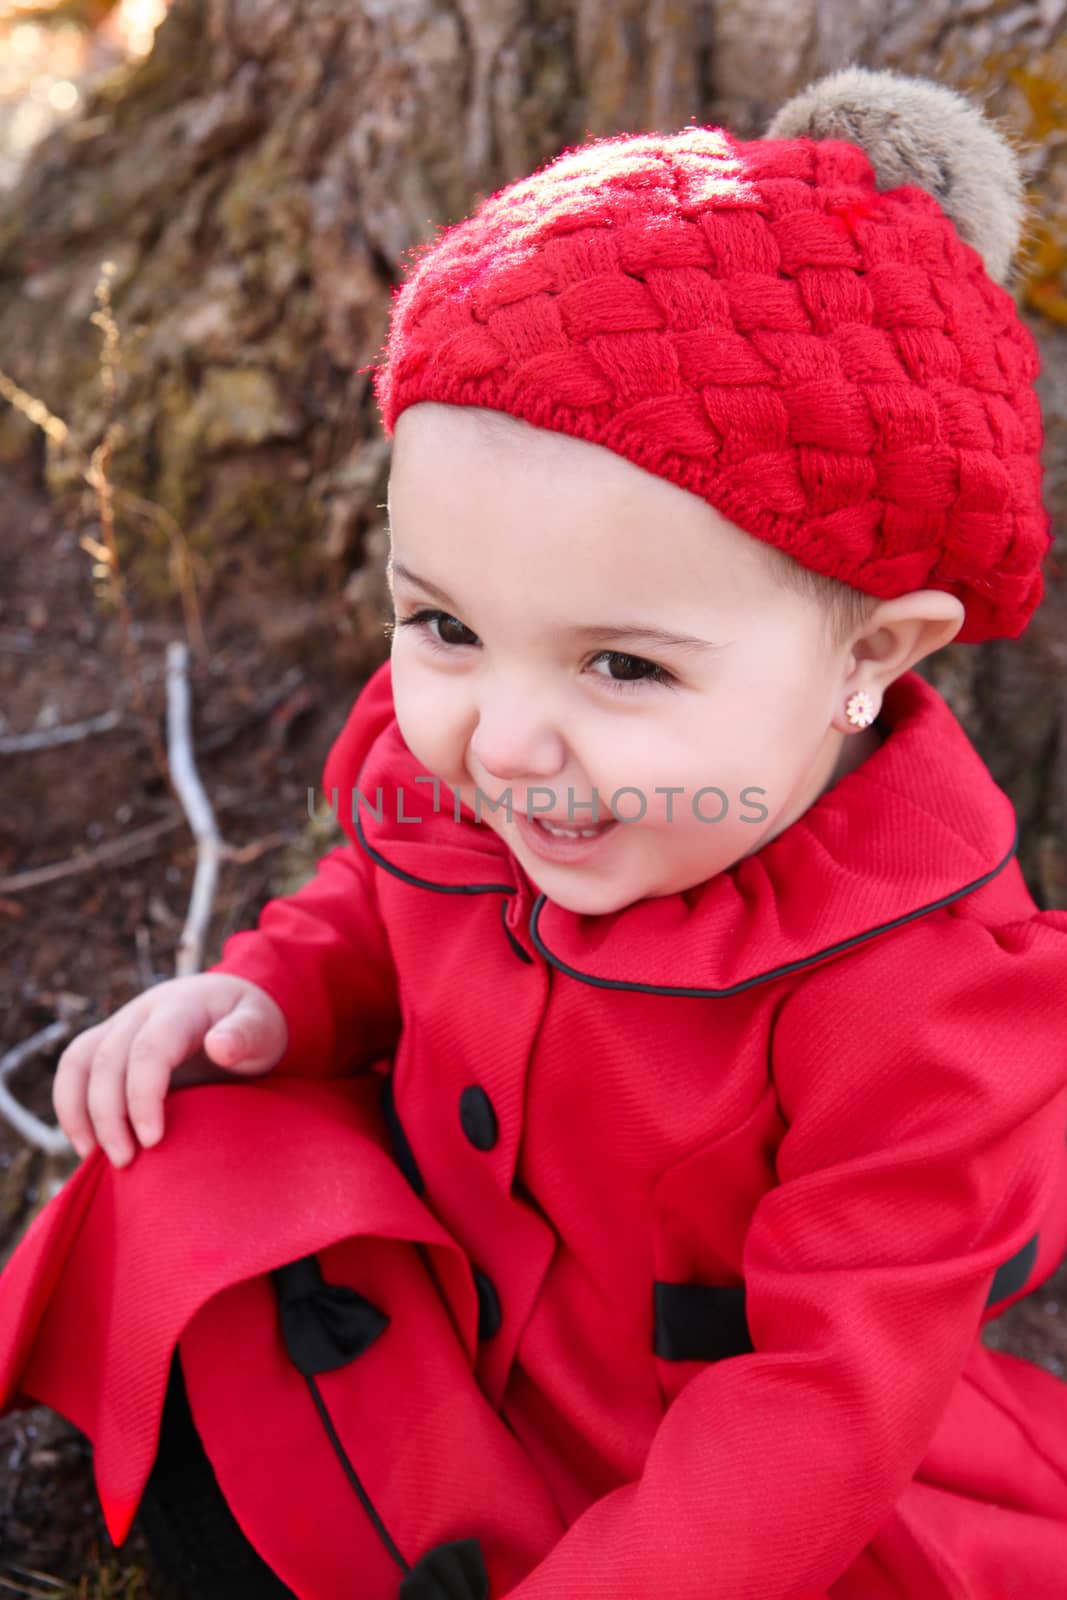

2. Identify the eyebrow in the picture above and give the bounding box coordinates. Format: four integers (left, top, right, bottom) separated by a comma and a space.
388, 558, 728, 653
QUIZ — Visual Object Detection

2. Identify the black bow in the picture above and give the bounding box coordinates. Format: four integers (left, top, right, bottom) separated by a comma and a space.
399, 1537, 490, 1599
271, 1254, 389, 1377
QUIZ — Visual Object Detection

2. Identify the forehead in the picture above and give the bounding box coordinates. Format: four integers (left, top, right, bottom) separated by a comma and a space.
390, 402, 632, 489
387, 402, 787, 615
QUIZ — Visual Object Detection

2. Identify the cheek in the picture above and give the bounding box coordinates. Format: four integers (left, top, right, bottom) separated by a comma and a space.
390, 658, 469, 779
614, 693, 788, 828
579, 727, 712, 830
717, 682, 827, 816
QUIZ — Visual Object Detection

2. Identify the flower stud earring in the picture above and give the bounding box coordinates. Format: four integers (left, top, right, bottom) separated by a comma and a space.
845, 689, 877, 729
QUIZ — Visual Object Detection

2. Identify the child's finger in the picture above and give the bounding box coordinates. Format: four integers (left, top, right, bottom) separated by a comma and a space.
84, 1003, 157, 1167
124, 1002, 225, 1144
52, 1020, 110, 1157
203, 994, 283, 1073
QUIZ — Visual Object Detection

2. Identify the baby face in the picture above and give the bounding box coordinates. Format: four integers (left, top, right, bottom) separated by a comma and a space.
386, 402, 855, 916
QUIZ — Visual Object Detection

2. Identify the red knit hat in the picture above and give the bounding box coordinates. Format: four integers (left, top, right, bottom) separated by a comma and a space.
368, 66, 1055, 643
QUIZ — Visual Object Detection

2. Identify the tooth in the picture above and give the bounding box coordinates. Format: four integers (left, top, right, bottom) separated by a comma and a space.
538, 818, 604, 838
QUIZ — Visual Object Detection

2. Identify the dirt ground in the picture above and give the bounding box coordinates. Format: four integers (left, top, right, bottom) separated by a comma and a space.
0, 455, 1065, 1595
0, 450, 369, 1596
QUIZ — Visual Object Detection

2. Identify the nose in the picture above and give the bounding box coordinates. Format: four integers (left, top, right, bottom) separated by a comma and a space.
468, 692, 567, 785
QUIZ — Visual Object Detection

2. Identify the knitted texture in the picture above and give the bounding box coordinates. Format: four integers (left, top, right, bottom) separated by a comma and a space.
369, 125, 1054, 642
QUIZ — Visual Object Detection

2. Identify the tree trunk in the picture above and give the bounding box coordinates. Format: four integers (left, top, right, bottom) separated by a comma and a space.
1, 0, 1064, 902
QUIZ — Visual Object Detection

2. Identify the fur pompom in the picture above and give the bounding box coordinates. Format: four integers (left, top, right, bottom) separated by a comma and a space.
764, 64, 1028, 287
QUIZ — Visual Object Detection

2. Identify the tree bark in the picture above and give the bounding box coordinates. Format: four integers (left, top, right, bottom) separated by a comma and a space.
0, 0, 1064, 902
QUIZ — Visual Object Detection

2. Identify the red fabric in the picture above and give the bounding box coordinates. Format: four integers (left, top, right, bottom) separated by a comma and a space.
366, 130, 1056, 642
3, 656, 1067, 1598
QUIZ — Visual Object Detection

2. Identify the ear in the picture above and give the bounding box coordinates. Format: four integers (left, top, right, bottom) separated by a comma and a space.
838, 589, 966, 720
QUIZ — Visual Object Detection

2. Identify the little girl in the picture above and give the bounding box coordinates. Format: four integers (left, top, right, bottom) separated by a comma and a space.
3, 64, 1067, 1600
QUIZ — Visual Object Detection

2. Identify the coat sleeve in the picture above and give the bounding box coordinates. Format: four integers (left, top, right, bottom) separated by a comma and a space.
497, 910, 1067, 1600
204, 661, 403, 1080
204, 837, 401, 1080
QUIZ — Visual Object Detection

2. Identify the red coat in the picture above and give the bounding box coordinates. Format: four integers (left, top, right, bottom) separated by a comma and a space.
3, 658, 1067, 1599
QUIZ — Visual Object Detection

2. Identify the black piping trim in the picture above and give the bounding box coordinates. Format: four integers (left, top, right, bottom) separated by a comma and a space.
348, 751, 1020, 998
272, 1258, 492, 1596
526, 824, 1020, 996
302, 1370, 409, 1573
353, 795, 514, 897
500, 896, 535, 963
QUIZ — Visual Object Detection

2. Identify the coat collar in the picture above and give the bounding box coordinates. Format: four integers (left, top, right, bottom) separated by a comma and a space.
323, 659, 1019, 996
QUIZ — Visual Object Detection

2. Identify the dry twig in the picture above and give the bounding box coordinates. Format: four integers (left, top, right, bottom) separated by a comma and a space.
166, 639, 222, 976
0, 815, 187, 894
109, 486, 209, 661
0, 646, 226, 1148
0, 707, 124, 755
134, 924, 158, 990
195, 664, 306, 755
0, 1022, 76, 1157
0, 260, 208, 774
84, 262, 170, 788
0, 266, 286, 1178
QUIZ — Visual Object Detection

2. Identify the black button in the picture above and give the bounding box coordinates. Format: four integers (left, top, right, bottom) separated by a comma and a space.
472, 1268, 501, 1340
459, 1085, 498, 1151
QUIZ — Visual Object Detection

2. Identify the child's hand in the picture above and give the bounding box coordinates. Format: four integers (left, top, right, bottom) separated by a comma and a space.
52, 974, 288, 1168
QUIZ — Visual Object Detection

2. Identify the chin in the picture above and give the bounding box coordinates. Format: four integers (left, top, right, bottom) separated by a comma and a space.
531, 873, 646, 917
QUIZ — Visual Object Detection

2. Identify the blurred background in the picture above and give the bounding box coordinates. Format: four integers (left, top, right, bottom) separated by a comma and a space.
0, 1, 1065, 1591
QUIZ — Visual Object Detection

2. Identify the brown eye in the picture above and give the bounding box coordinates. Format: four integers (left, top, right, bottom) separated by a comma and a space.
437, 613, 477, 646
606, 653, 655, 680
588, 649, 675, 692
395, 608, 480, 650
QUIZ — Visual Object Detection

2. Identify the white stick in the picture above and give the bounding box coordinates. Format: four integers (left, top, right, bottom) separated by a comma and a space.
0, 707, 124, 754
0, 1021, 76, 1155
166, 638, 222, 978
0, 639, 225, 1161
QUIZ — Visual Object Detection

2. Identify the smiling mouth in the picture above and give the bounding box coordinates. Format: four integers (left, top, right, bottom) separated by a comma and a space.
512, 809, 621, 861
533, 815, 612, 839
